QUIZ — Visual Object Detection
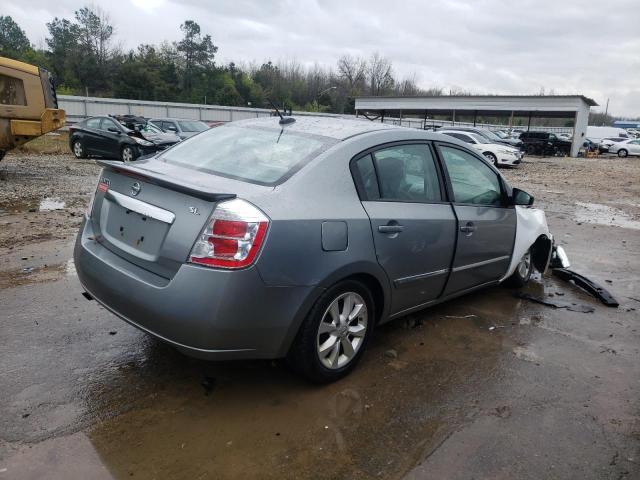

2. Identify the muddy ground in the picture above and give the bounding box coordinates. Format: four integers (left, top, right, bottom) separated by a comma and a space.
0, 150, 639, 479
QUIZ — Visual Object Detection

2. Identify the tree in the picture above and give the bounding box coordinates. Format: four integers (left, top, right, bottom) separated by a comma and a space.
367, 52, 394, 96
71, 6, 116, 93
75, 6, 114, 65
176, 20, 218, 96
337, 54, 366, 94
46, 18, 80, 87
0, 16, 32, 59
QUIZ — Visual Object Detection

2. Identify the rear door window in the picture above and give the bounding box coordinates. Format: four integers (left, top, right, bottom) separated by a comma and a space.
353, 154, 380, 200
439, 145, 503, 206
358, 144, 442, 203
161, 125, 336, 186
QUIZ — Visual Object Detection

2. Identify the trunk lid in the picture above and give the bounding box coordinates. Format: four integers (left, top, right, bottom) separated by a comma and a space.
90, 158, 263, 279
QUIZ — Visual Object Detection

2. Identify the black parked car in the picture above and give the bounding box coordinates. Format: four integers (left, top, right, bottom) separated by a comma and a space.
519, 131, 572, 156
69, 115, 180, 162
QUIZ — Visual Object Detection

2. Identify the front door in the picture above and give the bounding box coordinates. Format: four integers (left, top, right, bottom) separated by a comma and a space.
352, 143, 457, 316
99, 118, 125, 158
436, 144, 517, 295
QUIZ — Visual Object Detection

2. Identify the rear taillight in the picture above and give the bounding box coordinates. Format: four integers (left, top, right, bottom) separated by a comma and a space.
86, 178, 109, 218
189, 199, 269, 269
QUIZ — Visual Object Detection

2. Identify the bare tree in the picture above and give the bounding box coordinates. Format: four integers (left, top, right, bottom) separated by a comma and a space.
367, 52, 394, 96
337, 54, 366, 93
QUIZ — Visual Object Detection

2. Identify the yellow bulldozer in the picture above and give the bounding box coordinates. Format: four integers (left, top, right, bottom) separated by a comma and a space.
0, 56, 66, 161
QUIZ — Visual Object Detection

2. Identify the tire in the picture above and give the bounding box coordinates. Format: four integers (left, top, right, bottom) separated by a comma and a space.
525, 144, 536, 155
505, 249, 533, 288
484, 152, 498, 167
288, 279, 374, 383
121, 145, 138, 162
72, 139, 86, 159
618, 149, 628, 158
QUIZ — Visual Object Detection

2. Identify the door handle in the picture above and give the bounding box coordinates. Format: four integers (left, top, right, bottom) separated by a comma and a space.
378, 224, 404, 234
459, 222, 476, 234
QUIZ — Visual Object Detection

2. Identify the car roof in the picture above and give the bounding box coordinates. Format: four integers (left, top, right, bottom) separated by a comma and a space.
231, 115, 406, 141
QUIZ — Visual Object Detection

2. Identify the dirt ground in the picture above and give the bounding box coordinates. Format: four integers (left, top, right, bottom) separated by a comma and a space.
0, 149, 639, 480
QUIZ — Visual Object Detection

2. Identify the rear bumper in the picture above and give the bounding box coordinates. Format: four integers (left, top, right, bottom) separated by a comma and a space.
74, 219, 315, 360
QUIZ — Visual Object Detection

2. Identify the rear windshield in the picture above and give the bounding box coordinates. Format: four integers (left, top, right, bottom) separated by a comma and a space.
160, 125, 336, 186
178, 120, 208, 132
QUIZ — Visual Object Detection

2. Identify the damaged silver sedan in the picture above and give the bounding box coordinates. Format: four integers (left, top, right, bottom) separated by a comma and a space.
75, 116, 567, 382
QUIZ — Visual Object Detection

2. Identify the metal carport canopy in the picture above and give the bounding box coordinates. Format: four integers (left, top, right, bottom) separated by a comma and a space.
355, 95, 598, 157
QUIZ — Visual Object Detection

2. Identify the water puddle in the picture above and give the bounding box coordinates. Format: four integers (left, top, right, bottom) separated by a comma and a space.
574, 202, 640, 230
0, 196, 66, 214
39, 197, 66, 211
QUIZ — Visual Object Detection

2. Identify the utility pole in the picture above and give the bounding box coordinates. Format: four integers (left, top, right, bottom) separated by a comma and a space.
603, 98, 609, 126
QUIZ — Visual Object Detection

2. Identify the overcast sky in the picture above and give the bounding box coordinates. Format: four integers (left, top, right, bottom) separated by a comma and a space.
5, 0, 640, 116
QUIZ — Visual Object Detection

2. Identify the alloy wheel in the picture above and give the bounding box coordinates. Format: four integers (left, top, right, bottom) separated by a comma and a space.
73, 141, 83, 158
517, 251, 532, 278
122, 147, 133, 162
316, 292, 368, 369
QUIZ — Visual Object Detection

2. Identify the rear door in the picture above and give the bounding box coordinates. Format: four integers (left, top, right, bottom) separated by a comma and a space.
436, 144, 516, 295
352, 142, 457, 316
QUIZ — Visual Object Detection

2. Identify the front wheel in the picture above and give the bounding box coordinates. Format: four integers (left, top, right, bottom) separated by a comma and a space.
484, 152, 498, 166
618, 149, 628, 158
72, 140, 86, 159
506, 249, 533, 288
121, 145, 138, 162
288, 280, 374, 383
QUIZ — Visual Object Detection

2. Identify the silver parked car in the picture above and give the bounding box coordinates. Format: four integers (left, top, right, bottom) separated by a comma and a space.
148, 118, 210, 140
75, 116, 557, 382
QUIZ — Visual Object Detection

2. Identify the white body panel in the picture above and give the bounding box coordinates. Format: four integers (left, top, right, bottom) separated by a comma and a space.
501, 206, 550, 281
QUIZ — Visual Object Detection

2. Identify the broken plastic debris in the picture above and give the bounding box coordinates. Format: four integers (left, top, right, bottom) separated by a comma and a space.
515, 292, 595, 313
444, 314, 477, 319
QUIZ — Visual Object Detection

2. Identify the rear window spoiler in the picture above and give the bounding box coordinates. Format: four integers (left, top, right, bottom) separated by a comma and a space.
96, 160, 236, 202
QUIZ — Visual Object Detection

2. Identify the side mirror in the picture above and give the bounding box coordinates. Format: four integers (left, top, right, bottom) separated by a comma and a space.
107, 127, 120, 134
512, 187, 534, 206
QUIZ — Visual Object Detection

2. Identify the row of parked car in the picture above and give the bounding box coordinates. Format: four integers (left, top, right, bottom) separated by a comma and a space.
424, 126, 575, 161
69, 115, 211, 162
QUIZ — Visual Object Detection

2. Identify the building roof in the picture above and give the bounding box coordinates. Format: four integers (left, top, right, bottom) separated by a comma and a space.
357, 94, 598, 107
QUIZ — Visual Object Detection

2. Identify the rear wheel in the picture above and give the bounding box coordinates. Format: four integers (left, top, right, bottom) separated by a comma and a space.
121, 145, 137, 162
506, 249, 533, 288
484, 152, 498, 166
525, 144, 536, 155
72, 140, 86, 159
618, 149, 628, 158
288, 280, 374, 383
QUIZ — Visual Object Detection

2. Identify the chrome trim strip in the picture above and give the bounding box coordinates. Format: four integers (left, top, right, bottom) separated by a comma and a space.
452, 255, 510, 273
105, 190, 175, 224
394, 268, 449, 287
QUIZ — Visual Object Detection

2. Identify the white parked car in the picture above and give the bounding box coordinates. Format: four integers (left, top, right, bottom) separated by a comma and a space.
599, 137, 630, 152
608, 139, 640, 157
439, 130, 523, 166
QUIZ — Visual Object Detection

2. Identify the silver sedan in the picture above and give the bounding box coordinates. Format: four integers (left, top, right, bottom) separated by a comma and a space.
75, 116, 556, 382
